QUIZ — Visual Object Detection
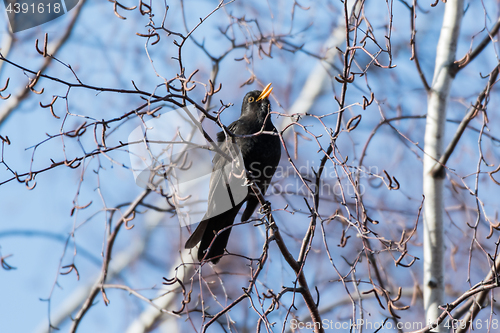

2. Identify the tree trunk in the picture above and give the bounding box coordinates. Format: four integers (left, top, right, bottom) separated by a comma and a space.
423, 1, 463, 331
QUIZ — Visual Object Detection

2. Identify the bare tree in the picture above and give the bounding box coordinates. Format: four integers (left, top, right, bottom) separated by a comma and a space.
422, 1, 463, 331
2, 1, 500, 333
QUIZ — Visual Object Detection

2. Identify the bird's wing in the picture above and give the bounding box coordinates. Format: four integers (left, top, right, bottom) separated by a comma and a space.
185, 121, 247, 249
213, 121, 238, 164
206, 122, 247, 220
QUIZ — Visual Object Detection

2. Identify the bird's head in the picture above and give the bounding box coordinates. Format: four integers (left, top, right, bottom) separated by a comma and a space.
241, 83, 273, 121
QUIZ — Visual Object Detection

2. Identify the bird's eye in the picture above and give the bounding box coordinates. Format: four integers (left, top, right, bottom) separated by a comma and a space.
248, 97, 255, 103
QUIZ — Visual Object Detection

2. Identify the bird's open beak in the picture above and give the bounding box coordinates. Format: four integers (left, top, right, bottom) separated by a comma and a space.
256, 83, 273, 101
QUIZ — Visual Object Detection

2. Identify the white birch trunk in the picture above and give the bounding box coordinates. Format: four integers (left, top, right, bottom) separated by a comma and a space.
423, 1, 463, 331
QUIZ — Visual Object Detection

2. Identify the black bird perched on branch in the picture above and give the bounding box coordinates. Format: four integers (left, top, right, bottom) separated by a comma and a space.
185, 83, 281, 264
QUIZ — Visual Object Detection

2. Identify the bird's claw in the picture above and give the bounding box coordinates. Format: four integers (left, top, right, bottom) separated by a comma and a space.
259, 201, 271, 215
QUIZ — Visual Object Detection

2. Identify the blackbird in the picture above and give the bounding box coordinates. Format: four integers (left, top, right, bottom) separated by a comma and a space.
184, 83, 281, 264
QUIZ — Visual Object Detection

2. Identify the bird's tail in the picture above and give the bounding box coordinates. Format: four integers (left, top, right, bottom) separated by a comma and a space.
185, 201, 244, 264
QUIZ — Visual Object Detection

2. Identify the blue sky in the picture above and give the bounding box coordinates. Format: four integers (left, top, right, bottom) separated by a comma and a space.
1, 0, 500, 332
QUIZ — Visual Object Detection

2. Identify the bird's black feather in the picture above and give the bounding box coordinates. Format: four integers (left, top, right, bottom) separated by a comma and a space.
185, 89, 281, 263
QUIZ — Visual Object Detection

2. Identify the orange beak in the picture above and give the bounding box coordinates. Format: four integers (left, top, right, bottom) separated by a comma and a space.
256, 83, 273, 101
